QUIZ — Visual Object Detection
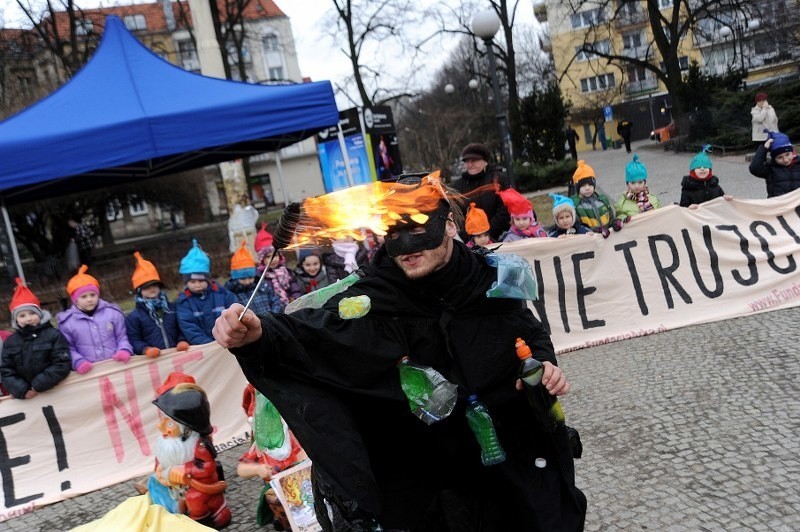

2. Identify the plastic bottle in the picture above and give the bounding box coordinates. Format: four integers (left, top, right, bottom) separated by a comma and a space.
516, 338, 565, 433
253, 391, 286, 450
397, 357, 457, 425
465, 395, 506, 466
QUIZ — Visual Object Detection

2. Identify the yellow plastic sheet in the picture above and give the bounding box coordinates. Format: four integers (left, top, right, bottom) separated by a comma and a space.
71, 495, 213, 531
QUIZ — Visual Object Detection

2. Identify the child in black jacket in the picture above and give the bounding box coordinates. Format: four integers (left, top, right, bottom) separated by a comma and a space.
0, 279, 71, 399
749, 130, 800, 198
680, 145, 731, 208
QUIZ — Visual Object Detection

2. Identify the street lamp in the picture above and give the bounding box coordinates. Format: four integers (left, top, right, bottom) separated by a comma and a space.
472, 9, 515, 188
719, 18, 760, 83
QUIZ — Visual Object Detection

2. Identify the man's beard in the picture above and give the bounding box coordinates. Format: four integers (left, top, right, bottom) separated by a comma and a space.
156, 431, 200, 477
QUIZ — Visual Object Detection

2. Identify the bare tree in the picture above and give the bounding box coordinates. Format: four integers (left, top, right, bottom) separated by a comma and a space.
564, 0, 774, 134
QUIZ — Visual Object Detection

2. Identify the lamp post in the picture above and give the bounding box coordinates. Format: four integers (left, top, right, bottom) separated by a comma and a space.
719, 18, 760, 84
472, 9, 515, 189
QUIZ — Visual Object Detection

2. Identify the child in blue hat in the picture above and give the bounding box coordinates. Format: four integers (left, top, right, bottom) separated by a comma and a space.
679, 145, 730, 209
614, 154, 661, 222
176, 239, 237, 345
547, 194, 591, 238
749, 130, 799, 198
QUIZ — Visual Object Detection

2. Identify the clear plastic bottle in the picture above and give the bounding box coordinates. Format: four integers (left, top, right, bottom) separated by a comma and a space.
397, 356, 457, 425
516, 338, 565, 433
465, 395, 506, 466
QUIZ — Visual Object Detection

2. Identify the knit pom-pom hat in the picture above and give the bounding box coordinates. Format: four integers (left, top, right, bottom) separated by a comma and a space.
66, 265, 100, 301
571, 160, 596, 185
497, 188, 534, 219
625, 154, 648, 182
765, 130, 794, 157
179, 239, 211, 275
131, 251, 161, 290
254, 222, 274, 253
550, 193, 576, 221
230, 240, 257, 279
9, 277, 43, 324
689, 144, 713, 171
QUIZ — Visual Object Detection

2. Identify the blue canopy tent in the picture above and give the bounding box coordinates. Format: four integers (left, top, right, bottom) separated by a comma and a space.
0, 16, 339, 280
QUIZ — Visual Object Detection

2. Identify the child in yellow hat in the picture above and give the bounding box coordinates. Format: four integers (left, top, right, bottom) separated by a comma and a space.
57, 265, 132, 374
570, 160, 618, 238
125, 252, 190, 358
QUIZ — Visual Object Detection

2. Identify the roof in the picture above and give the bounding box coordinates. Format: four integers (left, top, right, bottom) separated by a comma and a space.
0, 16, 338, 204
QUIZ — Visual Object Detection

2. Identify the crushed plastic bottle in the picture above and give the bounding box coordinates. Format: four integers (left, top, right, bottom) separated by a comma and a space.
465, 395, 506, 466
516, 338, 565, 432
484, 253, 538, 300
285, 272, 361, 314
397, 356, 457, 425
253, 390, 286, 450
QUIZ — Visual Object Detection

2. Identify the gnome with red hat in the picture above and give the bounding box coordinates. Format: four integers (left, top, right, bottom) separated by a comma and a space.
497, 188, 548, 241
0, 279, 71, 399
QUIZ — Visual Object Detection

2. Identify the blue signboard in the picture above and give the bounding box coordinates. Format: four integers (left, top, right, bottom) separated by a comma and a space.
317, 133, 374, 192
604, 105, 613, 121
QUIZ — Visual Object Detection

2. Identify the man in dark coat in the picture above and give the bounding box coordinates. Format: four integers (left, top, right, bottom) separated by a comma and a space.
617, 118, 633, 153
452, 143, 510, 241
566, 126, 580, 160
214, 180, 586, 531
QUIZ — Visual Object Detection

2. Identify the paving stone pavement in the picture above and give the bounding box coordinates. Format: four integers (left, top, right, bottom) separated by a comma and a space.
3, 145, 794, 530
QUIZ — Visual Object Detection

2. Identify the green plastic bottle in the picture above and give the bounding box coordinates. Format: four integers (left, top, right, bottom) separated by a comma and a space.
397, 356, 457, 425
253, 391, 286, 450
465, 395, 506, 466
516, 338, 565, 432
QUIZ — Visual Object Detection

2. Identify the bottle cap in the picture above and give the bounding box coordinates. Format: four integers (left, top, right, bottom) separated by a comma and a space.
515, 338, 532, 360
535, 458, 547, 469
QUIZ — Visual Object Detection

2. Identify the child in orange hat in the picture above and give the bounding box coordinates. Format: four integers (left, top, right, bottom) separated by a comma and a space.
498, 189, 548, 242
465, 202, 494, 248
225, 241, 282, 316
0, 279, 71, 398
57, 265, 132, 374
125, 252, 189, 358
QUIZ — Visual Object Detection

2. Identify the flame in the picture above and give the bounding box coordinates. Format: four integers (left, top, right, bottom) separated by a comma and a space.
289, 171, 448, 248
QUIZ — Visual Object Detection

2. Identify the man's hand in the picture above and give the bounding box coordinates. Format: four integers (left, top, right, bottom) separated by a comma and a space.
515, 361, 570, 396
213, 304, 263, 349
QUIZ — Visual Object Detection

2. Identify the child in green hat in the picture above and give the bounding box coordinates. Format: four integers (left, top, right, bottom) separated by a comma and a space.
680, 145, 731, 209
614, 154, 660, 223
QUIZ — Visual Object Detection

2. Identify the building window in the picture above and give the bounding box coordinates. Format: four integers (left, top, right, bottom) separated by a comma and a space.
575, 40, 610, 61
262, 34, 279, 51
659, 0, 674, 8
123, 14, 147, 31
129, 196, 148, 217
75, 19, 94, 36
659, 56, 690, 72
268, 66, 284, 81
622, 31, 642, 49
571, 8, 604, 29
177, 40, 200, 72
106, 199, 121, 222
580, 73, 615, 93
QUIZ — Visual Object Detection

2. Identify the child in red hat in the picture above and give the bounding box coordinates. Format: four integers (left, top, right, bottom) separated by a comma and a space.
498, 189, 548, 242
57, 265, 133, 374
0, 279, 71, 398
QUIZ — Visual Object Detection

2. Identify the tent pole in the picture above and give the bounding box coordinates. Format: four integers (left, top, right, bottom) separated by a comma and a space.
336, 123, 356, 187
274, 152, 290, 207
1, 199, 25, 284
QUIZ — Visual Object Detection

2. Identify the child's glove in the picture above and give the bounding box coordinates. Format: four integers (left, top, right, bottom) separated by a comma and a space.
144, 347, 161, 358
600, 227, 611, 238
176, 341, 190, 352
611, 219, 624, 232
113, 350, 131, 363
76, 361, 93, 374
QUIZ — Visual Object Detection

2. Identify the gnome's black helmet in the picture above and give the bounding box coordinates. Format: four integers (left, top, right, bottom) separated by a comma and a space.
153, 383, 213, 436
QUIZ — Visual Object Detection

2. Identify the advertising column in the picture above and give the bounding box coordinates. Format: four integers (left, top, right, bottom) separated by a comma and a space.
316, 108, 374, 192
362, 106, 403, 182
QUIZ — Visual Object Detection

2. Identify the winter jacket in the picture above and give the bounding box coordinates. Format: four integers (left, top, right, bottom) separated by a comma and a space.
293, 264, 337, 294
614, 192, 661, 219
751, 105, 778, 142
0, 314, 71, 398
224, 278, 282, 317
452, 167, 510, 241
501, 222, 549, 242
748, 144, 800, 198
571, 192, 614, 229
679, 175, 725, 207
232, 242, 586, 530
125, 300, 183, 355
176, 282, 237, 345
57, 300, 133, 370
322, 248, 369, 281
548, 222, 592, 237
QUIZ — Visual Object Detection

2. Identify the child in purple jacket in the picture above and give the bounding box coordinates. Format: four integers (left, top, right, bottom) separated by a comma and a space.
57, 265, 133, 374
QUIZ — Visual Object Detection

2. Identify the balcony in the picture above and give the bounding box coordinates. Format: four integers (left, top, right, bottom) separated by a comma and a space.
615, 10, 647, 29
622, 46, 649, 60
626, 78, 658, 95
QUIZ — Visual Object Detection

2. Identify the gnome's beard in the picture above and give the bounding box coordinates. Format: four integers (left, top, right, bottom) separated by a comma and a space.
157, 430, 199, 480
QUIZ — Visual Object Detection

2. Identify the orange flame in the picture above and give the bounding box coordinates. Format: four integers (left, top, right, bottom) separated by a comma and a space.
290, 171, 448, 248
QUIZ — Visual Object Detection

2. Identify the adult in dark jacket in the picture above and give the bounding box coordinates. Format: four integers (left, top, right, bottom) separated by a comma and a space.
565, 126, 580, 160
214, 183, 586, 531
1, 279, 71, 399
616, 118, 633, 153
749, 130, 800, 198
126, 252, 188, 357
452, 143, 510, 241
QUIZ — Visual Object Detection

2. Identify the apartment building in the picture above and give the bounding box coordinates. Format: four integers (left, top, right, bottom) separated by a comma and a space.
539, 0, 800, 151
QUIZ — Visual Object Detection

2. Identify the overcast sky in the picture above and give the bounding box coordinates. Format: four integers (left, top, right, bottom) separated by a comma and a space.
1, 0, 540, 104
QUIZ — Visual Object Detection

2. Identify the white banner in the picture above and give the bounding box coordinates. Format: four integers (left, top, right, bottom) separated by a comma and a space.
501, 189, 800, 353
0, 345, 249, 521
